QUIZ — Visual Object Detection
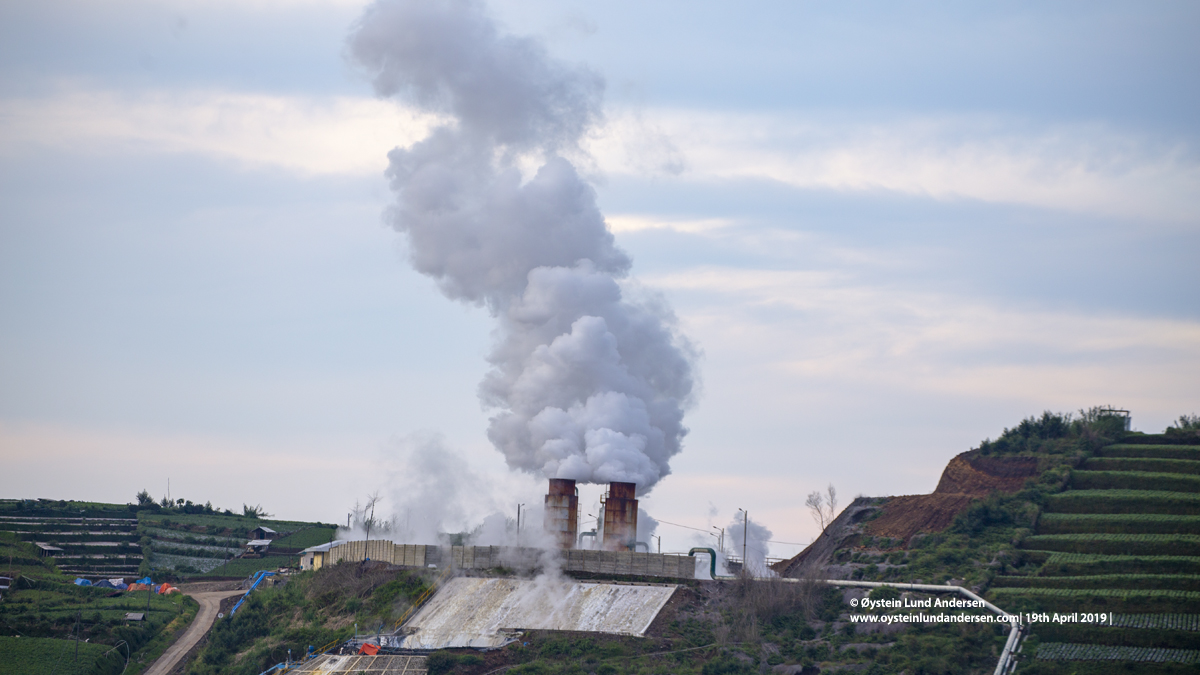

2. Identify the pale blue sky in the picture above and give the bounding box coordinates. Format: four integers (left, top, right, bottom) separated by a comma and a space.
2, 0, 1197, 556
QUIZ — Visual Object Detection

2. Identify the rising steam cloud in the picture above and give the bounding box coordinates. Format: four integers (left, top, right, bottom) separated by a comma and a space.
350, 0, 695, 492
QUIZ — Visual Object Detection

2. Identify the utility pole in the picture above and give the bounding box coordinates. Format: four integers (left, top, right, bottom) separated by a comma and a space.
738, 508, 748, 575
516, 504, 524, 546
74, 610, 81, 662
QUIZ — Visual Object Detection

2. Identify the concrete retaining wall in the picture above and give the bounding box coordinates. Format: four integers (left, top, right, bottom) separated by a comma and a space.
324, 542, 694, 579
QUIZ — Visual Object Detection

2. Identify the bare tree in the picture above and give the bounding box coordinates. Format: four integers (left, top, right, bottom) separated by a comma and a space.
806, 484, 839, 534
363, 492, 381, 543
805, 491, 827, 531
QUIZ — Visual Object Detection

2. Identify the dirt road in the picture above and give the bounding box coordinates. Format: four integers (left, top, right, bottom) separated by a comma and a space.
143, 589, 244, 675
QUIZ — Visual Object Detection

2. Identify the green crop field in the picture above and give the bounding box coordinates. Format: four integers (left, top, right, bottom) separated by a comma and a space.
0, 500, 134, 519
990, 574, 1200, 591
0, 635, 112, 675
1106, 614, 1200, 631
272, 527, 338, 549
1070, 470, 1200, 492
139, 526, 242, 545
1083, 456, 1200, 474
195, 555, 296, 577
1036, 642, 1200, 664
989, 587, 1200, 613
137, 512, 315, 534
0, 576, 196, 675
1022, 533, 1200, 556
1037, 513, 1200, 535
1031, 622, 1199, 651
0, 532, 61, 577
1044, 490, 1200, 515
1030, 552, 1200, 576
1101, 444, 1200, 461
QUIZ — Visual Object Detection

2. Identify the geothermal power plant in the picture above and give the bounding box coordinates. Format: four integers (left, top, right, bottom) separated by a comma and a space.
294, 478, 697, 659
544, 479, 639, 551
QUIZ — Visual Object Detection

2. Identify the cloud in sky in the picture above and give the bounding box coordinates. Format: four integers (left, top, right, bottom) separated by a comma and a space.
592, 110, 1200, 224
1, 0, 1197, 551
648, 266, 1200, 402
6, 89, 1197, 224
0, 89, 439, 175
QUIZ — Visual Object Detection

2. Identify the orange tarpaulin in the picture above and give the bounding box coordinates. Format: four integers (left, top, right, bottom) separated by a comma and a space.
358, 643, 380, 655
127, 583, 152, 592
157, 583, 179, 594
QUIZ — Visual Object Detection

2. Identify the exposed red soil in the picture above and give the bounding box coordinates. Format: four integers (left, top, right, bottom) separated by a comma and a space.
934, 455, 1038, 495
862, 494, 976, 541
775, 451, 1043, 576
864, 452, 1039, 541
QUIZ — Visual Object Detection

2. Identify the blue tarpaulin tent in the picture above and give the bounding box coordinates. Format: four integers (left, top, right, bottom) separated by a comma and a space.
74, 578, 92, 586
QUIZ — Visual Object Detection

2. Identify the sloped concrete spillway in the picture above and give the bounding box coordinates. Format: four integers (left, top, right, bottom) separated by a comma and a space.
396, 577, 677, 649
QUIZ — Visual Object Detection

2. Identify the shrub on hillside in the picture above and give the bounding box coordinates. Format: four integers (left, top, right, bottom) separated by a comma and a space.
977, 407, 1127, 456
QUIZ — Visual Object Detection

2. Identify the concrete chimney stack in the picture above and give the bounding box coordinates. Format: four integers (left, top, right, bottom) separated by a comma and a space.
544, 479, 579, 549
600, 482, 638, 551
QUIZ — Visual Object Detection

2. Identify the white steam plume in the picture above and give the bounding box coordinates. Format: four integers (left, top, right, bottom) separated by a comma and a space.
349, 0, 695, 494
338, 433, 496, 545
727, 515, 776, 578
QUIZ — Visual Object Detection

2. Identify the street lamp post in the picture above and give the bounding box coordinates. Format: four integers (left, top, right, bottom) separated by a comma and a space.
738, 508, 748, 576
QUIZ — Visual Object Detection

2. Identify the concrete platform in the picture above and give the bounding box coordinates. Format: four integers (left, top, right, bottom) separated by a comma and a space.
396, 576, 677, 649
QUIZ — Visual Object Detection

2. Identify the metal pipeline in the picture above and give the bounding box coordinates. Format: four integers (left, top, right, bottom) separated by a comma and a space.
688, 547, 737, 579
778, 578, 1023, 675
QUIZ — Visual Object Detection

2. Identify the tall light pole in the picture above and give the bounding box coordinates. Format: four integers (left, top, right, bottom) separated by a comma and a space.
516, 504, 524, 546
738, 508, 748, 575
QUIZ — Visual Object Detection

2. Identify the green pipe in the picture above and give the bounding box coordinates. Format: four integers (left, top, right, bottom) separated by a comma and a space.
688, 547, 719, 579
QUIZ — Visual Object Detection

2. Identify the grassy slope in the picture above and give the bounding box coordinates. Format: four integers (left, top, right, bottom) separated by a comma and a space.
185, 563, 433, 675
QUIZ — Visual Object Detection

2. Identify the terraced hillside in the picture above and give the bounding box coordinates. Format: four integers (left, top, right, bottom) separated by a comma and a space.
768, 410, 1199, 674
0, 500, 142, 578
137, 511, 337, 577
0, 498, 337, 581
989, 434, 1200, 674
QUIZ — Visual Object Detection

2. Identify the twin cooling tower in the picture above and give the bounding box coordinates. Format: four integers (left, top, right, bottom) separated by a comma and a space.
544, 479, 638, 551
